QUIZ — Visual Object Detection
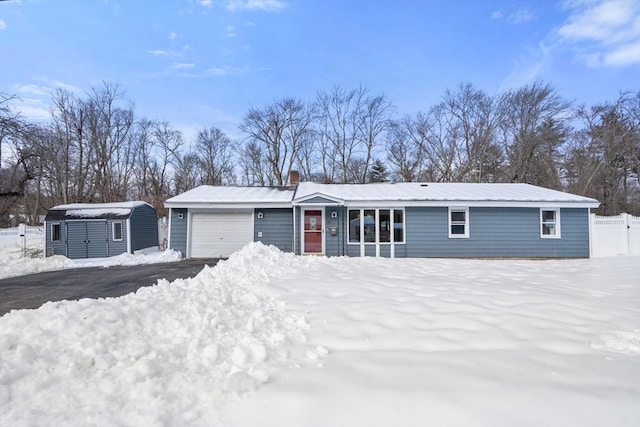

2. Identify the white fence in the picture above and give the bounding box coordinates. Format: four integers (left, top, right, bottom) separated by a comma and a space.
591, 213, 640, 257
0, 225, 44, 251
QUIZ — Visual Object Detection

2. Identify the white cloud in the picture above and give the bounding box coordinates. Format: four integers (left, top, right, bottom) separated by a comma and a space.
199, 0, 213, 7
499, 42, 553, 91
147, 49, 181, 57
491, 10, 503, 20
509, 8, 534, 24
603, 40, 640, 66
557, 0, 640, 67
226, 25, 237, 38
226, 0, 287, 12
0, 19, 7, 30
171, 63, 196, 69
168, 32, 179, 40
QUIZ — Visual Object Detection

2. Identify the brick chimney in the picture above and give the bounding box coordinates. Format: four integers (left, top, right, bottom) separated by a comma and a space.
289, 170, 300, 187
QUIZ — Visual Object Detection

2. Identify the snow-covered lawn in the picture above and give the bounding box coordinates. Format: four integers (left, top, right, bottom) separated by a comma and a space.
1, 244, 639, 426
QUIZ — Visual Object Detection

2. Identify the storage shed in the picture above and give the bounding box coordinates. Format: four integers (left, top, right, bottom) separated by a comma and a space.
44, 202, 159, 259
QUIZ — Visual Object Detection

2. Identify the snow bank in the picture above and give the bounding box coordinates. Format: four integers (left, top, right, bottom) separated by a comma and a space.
0, 243, 322, 426
0, 240, 181, 279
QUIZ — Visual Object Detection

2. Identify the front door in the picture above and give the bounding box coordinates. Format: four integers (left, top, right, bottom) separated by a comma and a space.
303, 209, 323, 254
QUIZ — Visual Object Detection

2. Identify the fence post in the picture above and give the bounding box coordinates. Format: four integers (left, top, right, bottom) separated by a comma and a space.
623, 213, 630, 256
19, 223, 26, 257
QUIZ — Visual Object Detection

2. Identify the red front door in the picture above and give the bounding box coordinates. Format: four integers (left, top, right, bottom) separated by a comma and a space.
303, 210, 323, 254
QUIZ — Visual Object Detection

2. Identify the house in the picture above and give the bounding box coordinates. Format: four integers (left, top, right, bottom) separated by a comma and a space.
44, 202, 159, 259
164, 182, 600, 259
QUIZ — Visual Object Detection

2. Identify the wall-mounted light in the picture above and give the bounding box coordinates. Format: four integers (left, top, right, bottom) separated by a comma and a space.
331, 210, 338, 218
257, 211, 264, 219
178, 212, 184, 220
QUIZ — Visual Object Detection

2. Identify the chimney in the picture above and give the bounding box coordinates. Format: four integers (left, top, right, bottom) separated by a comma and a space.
289, 170, 300, 187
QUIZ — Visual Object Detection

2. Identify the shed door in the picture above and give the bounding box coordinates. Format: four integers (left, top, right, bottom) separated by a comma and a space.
66, 222, 108, 259
190, 212, 253, 258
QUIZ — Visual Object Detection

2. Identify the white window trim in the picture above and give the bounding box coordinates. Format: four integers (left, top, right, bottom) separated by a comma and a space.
540, 208, 561, 239
51, 223, 61, 242
347, 208, 406, 245
112, 221, 124, 241
448, 207, 469, 239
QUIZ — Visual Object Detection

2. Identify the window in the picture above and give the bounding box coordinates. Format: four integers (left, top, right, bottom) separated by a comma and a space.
112, 222, 123, 241
393, 210, 404, 243
51, 223, 61, 242
348, 209, 405, 244
349, 210, 361, 243
449, 207, 469, 238
540, 209, 560, 238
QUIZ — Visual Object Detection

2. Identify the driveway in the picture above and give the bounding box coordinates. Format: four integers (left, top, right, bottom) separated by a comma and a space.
0, 259, 219, 316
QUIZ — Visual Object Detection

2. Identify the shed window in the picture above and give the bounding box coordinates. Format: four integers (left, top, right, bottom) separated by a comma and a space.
540, 209, 560, 238
112, 222, 123, 241
449, 207, 469, 238
51, 223, 61, 242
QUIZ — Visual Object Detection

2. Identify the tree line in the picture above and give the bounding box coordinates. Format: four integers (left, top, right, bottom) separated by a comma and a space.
0, 80, 638, 226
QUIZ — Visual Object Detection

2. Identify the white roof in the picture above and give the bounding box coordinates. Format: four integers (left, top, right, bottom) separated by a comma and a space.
164, 183, 599, 209
165, 185, 295, 208
293, 182, 599, 207
51, 201, 150, 210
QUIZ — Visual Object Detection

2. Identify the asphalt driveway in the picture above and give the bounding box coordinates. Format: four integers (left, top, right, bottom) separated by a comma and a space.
0, 259, 220, 316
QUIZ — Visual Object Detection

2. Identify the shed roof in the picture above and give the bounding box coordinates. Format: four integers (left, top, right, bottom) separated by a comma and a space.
293, 182, 599, 207
164, 185, 295, 208
45, 201, 152, 221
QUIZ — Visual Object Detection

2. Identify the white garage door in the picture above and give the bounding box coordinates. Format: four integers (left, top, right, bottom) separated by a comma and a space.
190, 212, 253, 258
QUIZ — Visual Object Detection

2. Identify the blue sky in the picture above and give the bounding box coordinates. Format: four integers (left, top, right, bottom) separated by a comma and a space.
1, 0, 639, 141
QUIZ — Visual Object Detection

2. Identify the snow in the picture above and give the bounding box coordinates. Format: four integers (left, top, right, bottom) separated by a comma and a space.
0, 231, 181, 280
294, 182, 600, 206
1, 243, 639, 426
64, 208, 132, 218
165, 185, 295, 206
51, 201, 150, 210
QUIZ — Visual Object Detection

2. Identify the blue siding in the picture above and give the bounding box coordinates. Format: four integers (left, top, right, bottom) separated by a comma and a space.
324, 206, 344, 256
169, 208, 188, 256
254, 208, 294, 252
404, 207, 589, 258
130, 204, 159, 251
107, 220, 128, 256
45, 221, 67, 256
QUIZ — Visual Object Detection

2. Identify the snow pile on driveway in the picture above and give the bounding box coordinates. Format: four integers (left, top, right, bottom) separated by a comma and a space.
0, 243, 322, 426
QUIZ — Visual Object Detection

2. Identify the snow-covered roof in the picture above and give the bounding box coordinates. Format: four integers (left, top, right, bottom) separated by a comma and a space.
164, 183, 599, 209
293, 182, 599, 207
164, 185, 295, 208
50, 201, 150, 211
46, 201, 152, 220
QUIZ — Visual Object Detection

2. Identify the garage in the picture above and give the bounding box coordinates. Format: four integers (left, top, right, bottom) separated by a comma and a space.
190, 212, 253, 258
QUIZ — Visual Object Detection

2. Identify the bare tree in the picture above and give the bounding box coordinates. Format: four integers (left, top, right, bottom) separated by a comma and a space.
566, 92, 640, 214
240, 97, 313, 186
315, 85, 392, 183
386, 114, 430, 182
194, 126, 234, 185
497, 81, 571, 187
441, 83, 502, 182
